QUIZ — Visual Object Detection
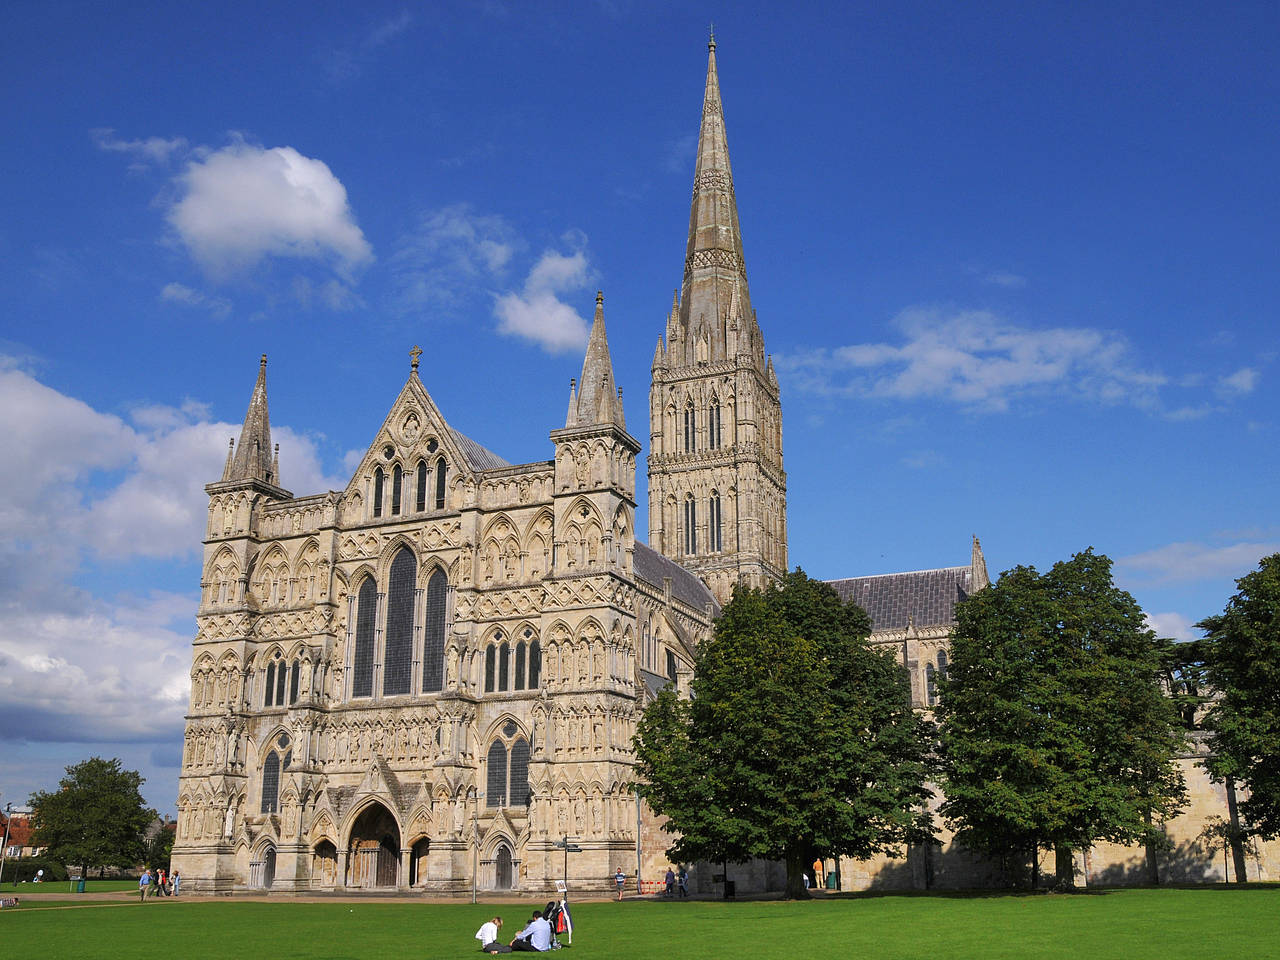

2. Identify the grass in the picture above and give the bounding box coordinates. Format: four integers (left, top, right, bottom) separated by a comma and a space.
2, 879, 139, 893
1, 888, 1277, 960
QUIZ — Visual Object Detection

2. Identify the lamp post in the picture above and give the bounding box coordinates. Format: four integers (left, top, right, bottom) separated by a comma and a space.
0, 801, 12, 889
471, 790, 484, 904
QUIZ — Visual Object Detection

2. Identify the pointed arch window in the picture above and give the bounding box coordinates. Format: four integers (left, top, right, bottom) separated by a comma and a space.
484, 645, 496, 693
383, 547, 416, 697
422, 569, 448, 692
274, 654, 287, 706
498, 638, 510, 691
434, 457, 447, 510
528, 636, 541, 689
486, 740, 508, 807
666, 648, 678, 683
709, 490, 722, 553
415, 460, 428, 512
261, 750, 280, 814
709, 397, 722, 450
683, 494, 697, 555
352, 578, 377, 698
391, 464, 403, 515
486, 734, 530, 809
372, 468, 384, 519
514, 639, 527, 690
926, 663, 938, 707
288, 660, 300, 705
683, 400, 695, 453
264, 655, 278, 708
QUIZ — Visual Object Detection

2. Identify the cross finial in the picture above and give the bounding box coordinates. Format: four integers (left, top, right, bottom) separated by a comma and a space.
259, 353, 267, 370
708, 23, 716, 50
409, 344, 422, 372
596, 290, 604, 308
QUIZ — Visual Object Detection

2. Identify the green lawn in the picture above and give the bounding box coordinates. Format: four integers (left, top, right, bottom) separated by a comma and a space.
1, 888, 1277, 960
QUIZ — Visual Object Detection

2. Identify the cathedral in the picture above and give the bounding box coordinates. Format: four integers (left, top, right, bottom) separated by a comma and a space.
171, 37, 1276, 894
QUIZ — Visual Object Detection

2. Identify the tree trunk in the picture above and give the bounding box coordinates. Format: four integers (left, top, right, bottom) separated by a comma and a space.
1225, 778, 1249, 883
1142, 810, 1160, 885
783, 847, 811, 900
1054, 845, 1075, 888
1030, 843, 1040, 891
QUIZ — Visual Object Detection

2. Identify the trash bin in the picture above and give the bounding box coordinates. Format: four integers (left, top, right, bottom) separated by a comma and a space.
77, 879, 86, 893
723, 880, 736, 899
825, 872, 837, 890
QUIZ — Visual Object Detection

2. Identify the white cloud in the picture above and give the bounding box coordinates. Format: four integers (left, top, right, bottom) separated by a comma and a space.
160, 282, 231, 318
1219, 366, 1259, 396
390, 205, 515, 316
494, 249, 593, 353
169, 142, 372, 278
983, 271, 1027, 288
0, 358, 345, 745
1145, 612, 1201, 644
321, 10, 414, 82
91, 128, 188, 165
777, 308, 1165, 413
1117, 540, 1280, 585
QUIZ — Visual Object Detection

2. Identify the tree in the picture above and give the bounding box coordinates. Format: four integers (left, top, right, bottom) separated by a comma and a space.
937, 550, 1187, 887
1198, 553, 1280, 845
29, 757, 155, 876
633, 570, 933, 898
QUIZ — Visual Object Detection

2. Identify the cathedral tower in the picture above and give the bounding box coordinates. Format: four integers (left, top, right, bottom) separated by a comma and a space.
648, 35, 787, 604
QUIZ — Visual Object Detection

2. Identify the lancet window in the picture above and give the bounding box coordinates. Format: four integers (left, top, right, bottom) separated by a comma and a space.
683, 494, 697, 555
709, 490, 722, 552
391, 464, 403, 515
683, 400, 695, 453
415, 460, 428, 512
484, 629, 541, 694
434, 456, 447, 509
382, 547, 416, 696
373, 468, 384, 519
709, 397, 722, 450
486, 724, 531, 808
259, 732, 292, 814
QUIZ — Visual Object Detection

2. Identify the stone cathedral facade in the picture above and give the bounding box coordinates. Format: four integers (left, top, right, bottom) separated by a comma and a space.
172, 37, 1275, 895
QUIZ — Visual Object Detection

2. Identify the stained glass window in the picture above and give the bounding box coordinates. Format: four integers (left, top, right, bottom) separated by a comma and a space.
352, 578, 377, 698
382, 548, 415, 696
422, 569, 447, 692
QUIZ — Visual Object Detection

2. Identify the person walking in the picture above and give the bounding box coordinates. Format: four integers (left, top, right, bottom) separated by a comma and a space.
614, 867, 626, 901
138, 868, 152, 902
172, 869, 181, 897
678, 866, 689, 898
664, 867, 675, 898
156, 868, 168, 896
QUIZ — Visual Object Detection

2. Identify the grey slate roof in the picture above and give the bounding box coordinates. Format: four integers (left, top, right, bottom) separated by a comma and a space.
826, 566, 973, 633
634, 542, 718, 612
449, 427, 509, 471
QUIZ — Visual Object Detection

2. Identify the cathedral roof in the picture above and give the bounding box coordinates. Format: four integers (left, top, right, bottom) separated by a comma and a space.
826, 566, 975, 633
634, 541, 719, 612
448, 427, 509, 471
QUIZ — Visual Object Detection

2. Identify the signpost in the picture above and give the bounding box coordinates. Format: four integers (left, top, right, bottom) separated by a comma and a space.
552, 836, 581, 890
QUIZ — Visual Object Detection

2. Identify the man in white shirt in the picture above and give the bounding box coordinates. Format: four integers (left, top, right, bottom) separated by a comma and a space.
475, 916, 510, 954
511, 910, 552, 952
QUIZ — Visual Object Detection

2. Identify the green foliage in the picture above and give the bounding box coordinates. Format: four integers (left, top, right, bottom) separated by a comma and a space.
634, 569, 933, 898
1, 855, 69, 884
1, 892, 1278, 960
1198, 553, 1280, 838
937, 549, 1187, 884
29, 757, 155, 876
141, 828, 175, 871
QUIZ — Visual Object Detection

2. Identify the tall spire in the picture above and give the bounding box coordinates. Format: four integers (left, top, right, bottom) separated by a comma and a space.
679, 33, 755, 360
228, 354, 277, 485
568, 292, 624, 429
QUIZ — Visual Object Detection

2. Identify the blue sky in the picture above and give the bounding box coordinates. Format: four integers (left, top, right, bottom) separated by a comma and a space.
1, 1, 1276, 813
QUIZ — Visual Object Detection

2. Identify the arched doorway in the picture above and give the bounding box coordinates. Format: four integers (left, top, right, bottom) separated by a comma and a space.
495, 844, 514, 890
346, 802, 401, 889
409, 838, 430, 886
251, 842, 276, 889
313, 840, 338, 888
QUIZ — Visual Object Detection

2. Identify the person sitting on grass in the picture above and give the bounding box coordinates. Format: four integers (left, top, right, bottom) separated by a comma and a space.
476, 916, 511, 954
510, 910, 552, 952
